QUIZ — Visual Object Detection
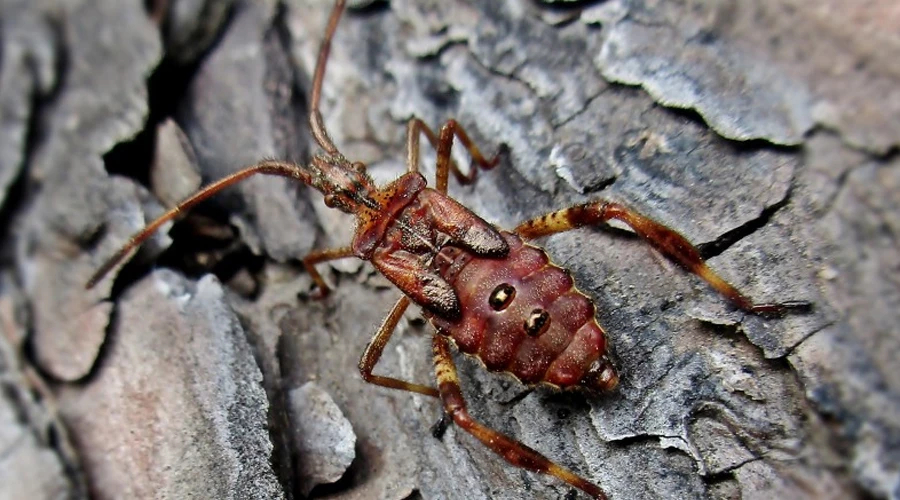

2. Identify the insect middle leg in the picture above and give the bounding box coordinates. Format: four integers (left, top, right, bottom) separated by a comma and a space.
432, 335, 607, 499
359, 295, 439, 398
515, 201, 811, 316
406, 118, 505, 194
301, 250, 438, 396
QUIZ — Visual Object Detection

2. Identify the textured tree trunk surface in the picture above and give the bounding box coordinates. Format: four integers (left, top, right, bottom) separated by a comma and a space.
0, 0, 898, 499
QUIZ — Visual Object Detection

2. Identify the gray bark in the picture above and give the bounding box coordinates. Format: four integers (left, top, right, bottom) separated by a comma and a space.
0, 0, 897, 499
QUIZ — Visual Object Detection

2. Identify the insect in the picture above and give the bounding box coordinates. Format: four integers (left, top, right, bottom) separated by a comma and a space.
87, 0, 811, 498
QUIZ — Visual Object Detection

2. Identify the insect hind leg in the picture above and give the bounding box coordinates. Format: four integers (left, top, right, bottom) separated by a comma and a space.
515, 200, 812, 316
359, 296, 439, 398
432, 335, 607, 499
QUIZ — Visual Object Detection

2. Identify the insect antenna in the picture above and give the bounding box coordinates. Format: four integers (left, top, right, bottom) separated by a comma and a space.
87, 2, 355, 291
309, 0, 346, 155
85, 161, 311, 289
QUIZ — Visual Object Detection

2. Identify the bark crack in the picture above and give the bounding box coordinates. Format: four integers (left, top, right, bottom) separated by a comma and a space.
696, 181, 795, 260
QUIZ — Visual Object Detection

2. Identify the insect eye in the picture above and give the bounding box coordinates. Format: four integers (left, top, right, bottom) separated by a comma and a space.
524, 309, 551, 337
489, 283, 516, 311
324, 194, 338, 208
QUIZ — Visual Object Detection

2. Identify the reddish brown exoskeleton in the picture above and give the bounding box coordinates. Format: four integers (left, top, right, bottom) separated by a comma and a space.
87, 1, 810, 498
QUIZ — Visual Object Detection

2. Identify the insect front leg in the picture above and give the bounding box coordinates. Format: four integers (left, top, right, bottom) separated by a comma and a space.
515, 201, 811, 316
406, 118, 506, 194
359, 296, 439, 397
301, 246, 355, 297
432, 335, 608, 500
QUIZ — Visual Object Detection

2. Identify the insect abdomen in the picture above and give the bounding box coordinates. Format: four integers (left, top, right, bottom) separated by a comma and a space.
431, 232, 615, 390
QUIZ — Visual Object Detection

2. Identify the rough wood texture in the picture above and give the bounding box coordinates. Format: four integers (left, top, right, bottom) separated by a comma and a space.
0, 0, 897, 499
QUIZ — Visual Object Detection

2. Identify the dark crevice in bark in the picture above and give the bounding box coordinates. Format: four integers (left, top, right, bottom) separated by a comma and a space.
348, 0, 390, 17
696, 188, 793, 260
531, 0, 612, 15
98, 8, 245, 300
101, 56, 200, 185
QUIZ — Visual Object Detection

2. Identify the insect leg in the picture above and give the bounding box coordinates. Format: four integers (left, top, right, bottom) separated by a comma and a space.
432, 335, 607, 500
406, 118, 504, 194
302, 246, 355, 297
359, 296, 439, 397
86, 160, 312, 289
515, 201, 811, 316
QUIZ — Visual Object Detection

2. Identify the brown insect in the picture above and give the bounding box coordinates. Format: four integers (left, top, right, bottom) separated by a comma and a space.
87, 1, 810, 498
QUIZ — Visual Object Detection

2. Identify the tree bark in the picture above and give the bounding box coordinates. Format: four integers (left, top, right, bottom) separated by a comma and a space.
0, 0, 897, 499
